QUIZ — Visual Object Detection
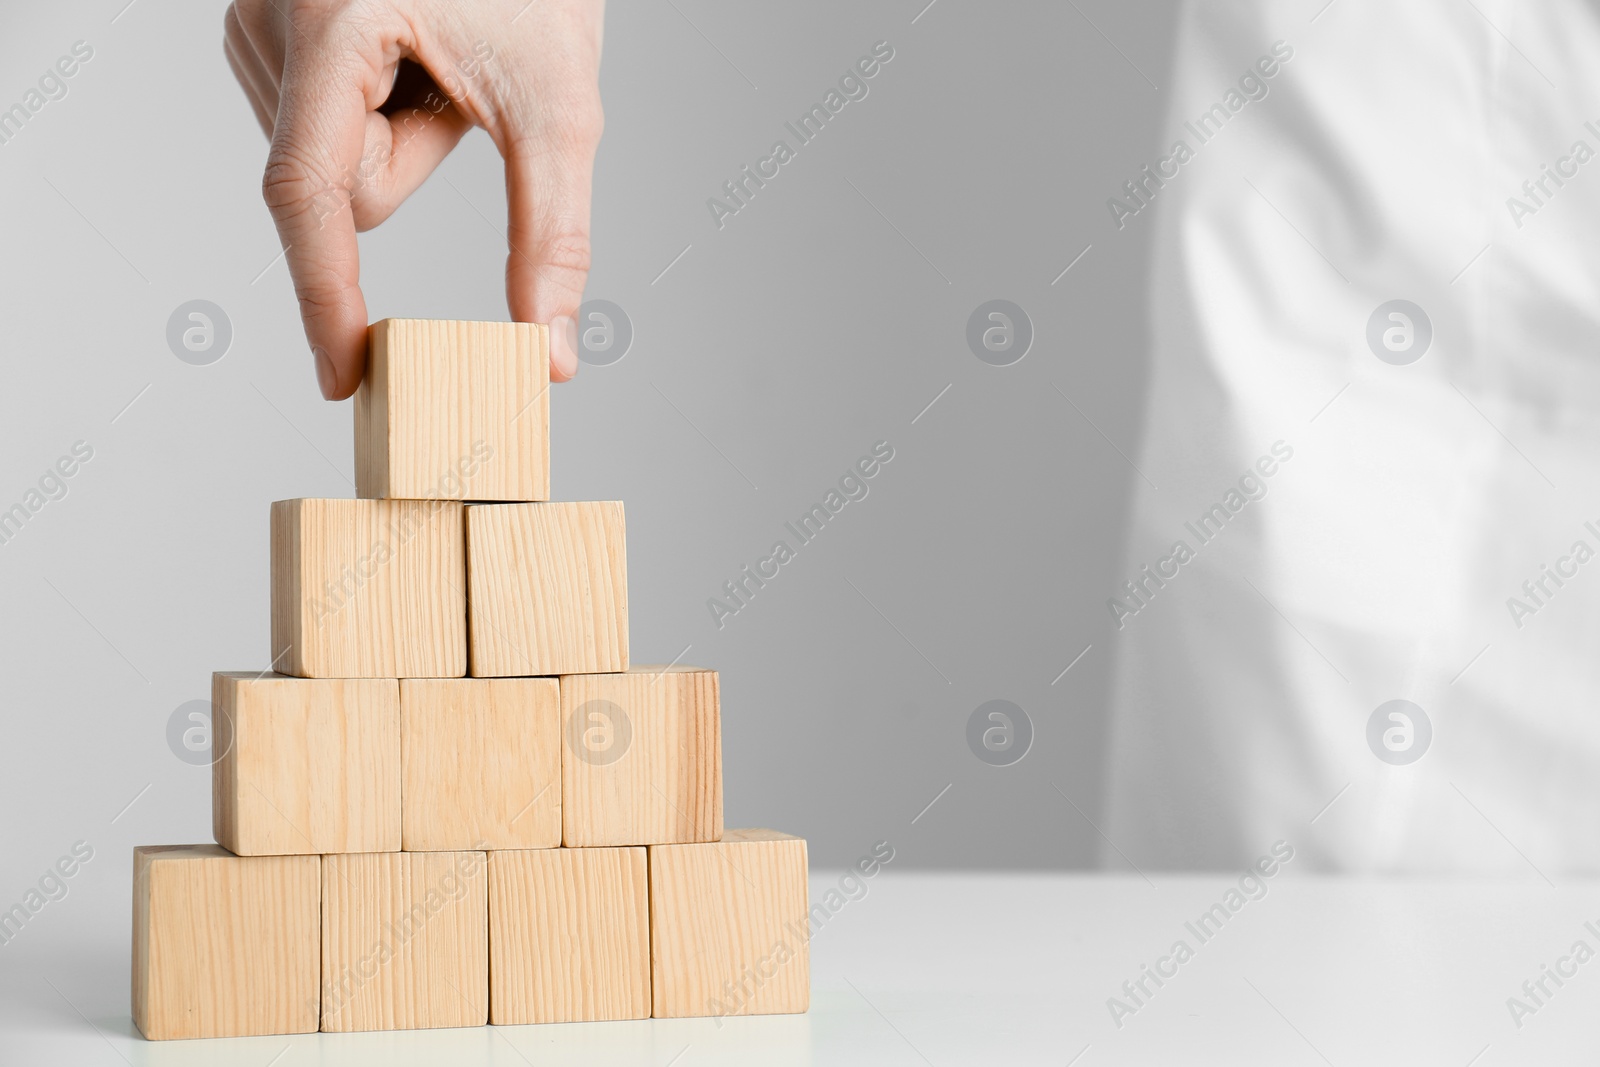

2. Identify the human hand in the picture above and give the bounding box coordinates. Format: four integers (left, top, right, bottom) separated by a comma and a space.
224, 0, 603, 398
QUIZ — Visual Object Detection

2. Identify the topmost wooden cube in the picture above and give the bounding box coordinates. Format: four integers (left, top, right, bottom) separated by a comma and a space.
355, 320, 549, 502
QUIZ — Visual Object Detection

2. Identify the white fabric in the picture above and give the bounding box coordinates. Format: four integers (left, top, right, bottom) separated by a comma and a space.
1107, 0, 1600, 871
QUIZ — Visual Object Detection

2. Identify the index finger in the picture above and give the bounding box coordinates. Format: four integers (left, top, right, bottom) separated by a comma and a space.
262, 37, 371, 400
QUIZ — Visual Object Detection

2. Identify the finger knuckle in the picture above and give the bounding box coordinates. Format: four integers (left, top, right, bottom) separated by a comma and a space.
538, 226, 593, 280
262, 146, 340, 219
291, 269, 360, 324
507, 91, 604, 156
296, 286, 347, 320
232, 0, 278, 37
564, 96, 604, 145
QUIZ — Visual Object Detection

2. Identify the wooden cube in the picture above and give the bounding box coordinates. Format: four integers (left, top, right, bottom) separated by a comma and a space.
132, 845, 319, 1040
648, 829, 810, 1019
321, 851, 488, 1032
213, 673, 400, 855
488, 847, 650, 1024
464, 502, 628, 677
271, 497, 466, 678
561, 667, 721, 847
401, 679, 560, 851
355, 319, 550, 501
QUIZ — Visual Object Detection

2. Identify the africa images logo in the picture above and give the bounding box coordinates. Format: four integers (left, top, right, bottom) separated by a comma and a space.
1105, 40, 1294, 230
705, 41, 895, 230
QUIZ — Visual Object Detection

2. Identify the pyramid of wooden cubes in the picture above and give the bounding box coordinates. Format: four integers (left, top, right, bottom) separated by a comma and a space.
132, 320, 810, 1040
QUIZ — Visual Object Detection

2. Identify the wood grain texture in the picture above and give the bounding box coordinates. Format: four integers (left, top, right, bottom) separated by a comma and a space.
400, 679, 560, 851
132, 845, 320, 1040
320, 851, 488, 1032
488, 847, 650, 1024
355, 319, 549, 501
648, 829, 810, 1019
561, 667, 722, 847
464, 502, 628, 677
212, 673, 400, 856
271, 498, 466, 678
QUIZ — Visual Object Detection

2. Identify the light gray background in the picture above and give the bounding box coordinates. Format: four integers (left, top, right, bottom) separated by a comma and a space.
0, 0, 1185, 962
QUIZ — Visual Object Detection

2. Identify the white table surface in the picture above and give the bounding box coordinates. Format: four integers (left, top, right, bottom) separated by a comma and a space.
1, 870, 1591, 1065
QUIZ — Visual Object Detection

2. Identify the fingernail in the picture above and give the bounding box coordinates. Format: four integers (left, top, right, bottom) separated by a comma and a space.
312, 345, 337, 399
550, 315, 579, 379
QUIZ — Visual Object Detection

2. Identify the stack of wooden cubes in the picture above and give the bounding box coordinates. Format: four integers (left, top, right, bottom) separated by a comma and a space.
132, 321, 810, 1040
